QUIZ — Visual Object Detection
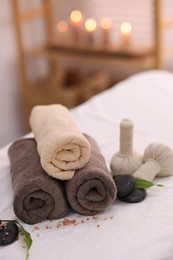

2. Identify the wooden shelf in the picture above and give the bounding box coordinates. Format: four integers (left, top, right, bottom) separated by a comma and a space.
24, 45, 155, 70
48, 41, 154, 58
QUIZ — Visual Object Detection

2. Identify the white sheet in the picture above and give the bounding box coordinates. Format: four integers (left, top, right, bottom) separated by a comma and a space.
1, 70, 173, 260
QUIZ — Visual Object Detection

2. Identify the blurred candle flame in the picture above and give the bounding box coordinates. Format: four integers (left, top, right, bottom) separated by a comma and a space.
70, 10, 82, 23
85, 18, 97, 32
101, 18, 112, 30
57, 21, 68, 33
121, 22, 132, 34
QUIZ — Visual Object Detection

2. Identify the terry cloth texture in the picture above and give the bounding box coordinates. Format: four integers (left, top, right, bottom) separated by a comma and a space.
29, 104, 91, 180
8, 138, 69, 225
65, 134, 117, 215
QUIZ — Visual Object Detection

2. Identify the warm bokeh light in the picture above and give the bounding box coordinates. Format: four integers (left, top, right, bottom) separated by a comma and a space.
70, 10, 82, 23
57, 21, 68, 33
121, 22, 132, 34
85, 18, 97, 32
101, 18, 112, 30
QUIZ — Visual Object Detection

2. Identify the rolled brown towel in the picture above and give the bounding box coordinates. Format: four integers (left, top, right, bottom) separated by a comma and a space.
65, 134, 117, 215
8, 138, 69, 225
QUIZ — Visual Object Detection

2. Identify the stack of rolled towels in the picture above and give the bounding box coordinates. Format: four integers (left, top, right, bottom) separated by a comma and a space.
8, 104, 116, 224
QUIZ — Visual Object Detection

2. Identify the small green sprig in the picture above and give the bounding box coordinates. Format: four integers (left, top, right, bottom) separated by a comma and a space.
113, 175, 164, 189
134, 178, 164, 189
0, 219, 32, 260
16, 220, 32, 260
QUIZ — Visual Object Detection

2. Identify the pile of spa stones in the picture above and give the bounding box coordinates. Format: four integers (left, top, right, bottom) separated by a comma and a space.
114, 175, 147, 203
0, 221, 19, 246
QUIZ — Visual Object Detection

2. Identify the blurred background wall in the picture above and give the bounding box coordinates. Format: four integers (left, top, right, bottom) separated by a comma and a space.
0, 0, 173, 147
0, 1, 23, 147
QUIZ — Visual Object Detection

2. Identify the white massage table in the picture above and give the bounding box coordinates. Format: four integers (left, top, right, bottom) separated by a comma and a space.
1, 70, 173, 260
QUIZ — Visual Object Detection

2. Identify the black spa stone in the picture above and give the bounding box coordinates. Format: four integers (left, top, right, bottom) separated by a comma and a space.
119, 188, 147, 203
114, 175, 135, 197
0, 222, 19, 246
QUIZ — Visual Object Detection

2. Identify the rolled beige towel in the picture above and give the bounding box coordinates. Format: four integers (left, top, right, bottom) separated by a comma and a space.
30, 104, 90, 180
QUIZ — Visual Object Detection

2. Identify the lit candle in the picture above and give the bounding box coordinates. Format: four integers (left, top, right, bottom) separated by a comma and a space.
56, 20, 69, 45
70, 10, 83, 43
120, 22, 132, 46
100, 18, 112, 47
84, 18, 97, 45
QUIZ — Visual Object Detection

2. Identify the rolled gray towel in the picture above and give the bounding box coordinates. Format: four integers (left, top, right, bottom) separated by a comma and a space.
65, 134, 117, 215
8, 138, 69, 224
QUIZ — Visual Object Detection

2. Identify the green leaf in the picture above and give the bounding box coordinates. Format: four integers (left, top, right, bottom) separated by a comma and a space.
16, 220, 32, 260
134, 178, 164, 189
156, 184, 165, 187
0, 219, 32, 260
112, 175, 120, 180
134, 178, 154, 189
112, 175, 164, 189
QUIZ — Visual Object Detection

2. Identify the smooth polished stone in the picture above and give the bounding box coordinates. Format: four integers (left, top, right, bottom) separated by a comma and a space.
114, 174, 135, 197
119, 188, 147, 203
0, 222, 19, 246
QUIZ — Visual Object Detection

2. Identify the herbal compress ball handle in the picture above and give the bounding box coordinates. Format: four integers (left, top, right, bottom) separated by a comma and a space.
110, 119, 143, 176
119, 118, 133, 156
133, 143, 173, 181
